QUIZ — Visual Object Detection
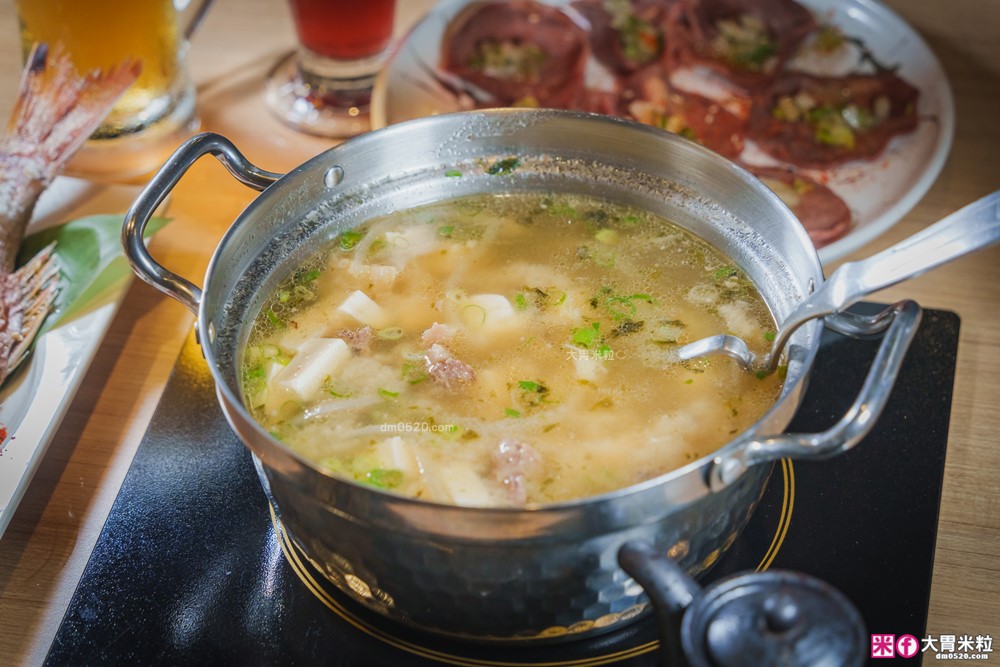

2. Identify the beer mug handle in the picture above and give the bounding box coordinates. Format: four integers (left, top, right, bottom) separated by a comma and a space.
176, 0, 215, 41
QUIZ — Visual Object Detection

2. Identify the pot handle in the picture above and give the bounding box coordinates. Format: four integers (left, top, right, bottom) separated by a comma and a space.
708, 300, 922, 491
122, 132, 283, 315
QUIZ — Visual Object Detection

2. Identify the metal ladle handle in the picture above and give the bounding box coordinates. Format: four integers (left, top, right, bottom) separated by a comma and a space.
767, 190, 1000, 368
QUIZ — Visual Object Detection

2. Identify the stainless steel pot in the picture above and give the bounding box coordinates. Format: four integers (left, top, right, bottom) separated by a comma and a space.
123, 110, 920, 642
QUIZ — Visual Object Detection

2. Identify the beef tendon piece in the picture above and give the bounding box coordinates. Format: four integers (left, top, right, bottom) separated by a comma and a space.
622, 65, 746, 158
747, 166, 852, 248
667, 0, 816, 89
571, 0, 673, 74
749, 71, 920, 168
440, 1, 589, 108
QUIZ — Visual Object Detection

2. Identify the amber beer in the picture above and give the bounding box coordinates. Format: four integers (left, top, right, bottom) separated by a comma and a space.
16, 0, 189, 138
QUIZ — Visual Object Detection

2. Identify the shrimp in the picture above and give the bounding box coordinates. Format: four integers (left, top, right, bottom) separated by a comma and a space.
0, 43, 139, 384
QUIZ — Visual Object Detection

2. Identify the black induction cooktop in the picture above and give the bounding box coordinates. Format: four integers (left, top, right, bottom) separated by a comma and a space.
44, 305, 959, 666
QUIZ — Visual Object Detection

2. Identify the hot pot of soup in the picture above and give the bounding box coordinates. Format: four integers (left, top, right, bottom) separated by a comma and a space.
123, 110, 919, 642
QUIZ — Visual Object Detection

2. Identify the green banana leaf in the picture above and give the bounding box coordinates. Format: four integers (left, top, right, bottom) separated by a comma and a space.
17, 214, 171, 333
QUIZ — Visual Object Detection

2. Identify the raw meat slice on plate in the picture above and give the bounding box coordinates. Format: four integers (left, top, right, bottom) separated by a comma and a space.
746, 165, 853, 248
748, 70, 920, 168
440, 0, 590, 108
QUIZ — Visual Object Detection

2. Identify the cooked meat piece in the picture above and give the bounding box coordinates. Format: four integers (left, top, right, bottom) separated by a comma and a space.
493, 438, 541, 506
746, 166, 852, 248
665, 0, 816, 90
420, 322, 456, 345
440, 0, 589, 108
336, 325, 373, 353
748, 71, 920, 167
424, 343, 475, 388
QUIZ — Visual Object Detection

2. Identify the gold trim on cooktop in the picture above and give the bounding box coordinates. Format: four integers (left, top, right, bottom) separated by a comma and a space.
270, 459, 795, 666
757, 458, 795, 572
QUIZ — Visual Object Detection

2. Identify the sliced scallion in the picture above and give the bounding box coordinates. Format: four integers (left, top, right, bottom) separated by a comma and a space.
377, 327, 405, 340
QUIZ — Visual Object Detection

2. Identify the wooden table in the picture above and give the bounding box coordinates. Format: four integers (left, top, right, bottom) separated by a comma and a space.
1, 0, 998, 663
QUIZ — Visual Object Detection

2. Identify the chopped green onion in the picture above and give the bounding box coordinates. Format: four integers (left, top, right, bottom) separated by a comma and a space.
437, 225, 455, 238
518, 380, 541, 392
684, 378, 694, 385
401, 360, 428, 385
363, 468, 404, 489
379, 388, 400, 399
457, 199, 485, 216
572, 322, 601, 347
377, 327, 405, 340
612, 320, 644, 336
445, 169, 463, 178
504, 408, 522, 418
265, 308, 284, 329
486, 157, 521, 175
606, 296, 638, 320
813, 24, 845, 52
744, 42, 776, 66
763, 331, 776, 342
462, 303, 488, 325
595, 229, 619, 245
515, 292, 528, 311
337, 230, 364, 251
546, 201, 578, 218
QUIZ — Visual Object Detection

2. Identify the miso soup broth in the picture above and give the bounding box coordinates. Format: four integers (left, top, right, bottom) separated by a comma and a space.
241, 193, 782, 507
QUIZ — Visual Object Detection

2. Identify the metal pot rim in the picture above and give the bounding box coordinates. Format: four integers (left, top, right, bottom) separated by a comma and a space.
124, 109, 915, 523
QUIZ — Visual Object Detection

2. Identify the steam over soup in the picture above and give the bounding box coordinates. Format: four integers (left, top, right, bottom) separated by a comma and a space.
241, 193, 782, 507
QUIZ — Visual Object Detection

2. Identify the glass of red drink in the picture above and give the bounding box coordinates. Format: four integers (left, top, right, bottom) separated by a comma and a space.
266, 0, 396, 137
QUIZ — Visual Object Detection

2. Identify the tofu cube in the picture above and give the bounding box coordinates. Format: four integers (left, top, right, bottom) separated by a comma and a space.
337, 290, 389, 328
564, 344, 607, 382
461, 294, 514, 328
438, 463, 497, 507
274, 337, 351, 401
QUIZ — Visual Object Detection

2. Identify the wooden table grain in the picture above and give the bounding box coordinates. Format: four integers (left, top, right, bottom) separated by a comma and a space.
0, 0, 997, 663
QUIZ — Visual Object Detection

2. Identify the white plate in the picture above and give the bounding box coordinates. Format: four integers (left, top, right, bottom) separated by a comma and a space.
0, 178, 150, 538
372, 0, 954, 264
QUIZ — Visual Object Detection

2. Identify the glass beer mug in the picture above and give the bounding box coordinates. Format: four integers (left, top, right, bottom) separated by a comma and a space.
15, 0, 214, 180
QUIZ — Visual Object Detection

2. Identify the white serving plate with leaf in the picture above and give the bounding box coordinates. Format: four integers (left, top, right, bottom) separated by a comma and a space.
0, 178, 163, 538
